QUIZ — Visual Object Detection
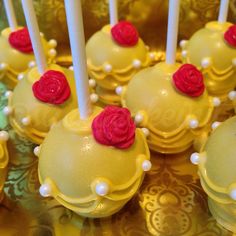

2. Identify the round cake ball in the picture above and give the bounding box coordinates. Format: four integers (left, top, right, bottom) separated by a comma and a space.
37, 106, 151, 218
6, 64, 77, 144
0, 130, 9, 202
120, 62, 215, 154
181, 21, 236, 100
86, 21, 154, 105
191, 116, 236, 233
0, 27, 57, 89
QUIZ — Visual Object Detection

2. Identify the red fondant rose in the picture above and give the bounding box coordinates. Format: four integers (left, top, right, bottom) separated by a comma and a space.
8, 27, 33, 53
224, 25, 236, 47
111, 21, 139, 47
173, 64, 205, 97
32, 70, 71, 105
92, 106, 136, 149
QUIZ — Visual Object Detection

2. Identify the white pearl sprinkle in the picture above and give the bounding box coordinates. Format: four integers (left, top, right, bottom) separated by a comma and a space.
69, 65, 74, 71
181, 50, 188, 58
17, 73, 24, 81
47, 48, 57, 57
0, 131, 9, 141
228, 91, 236, 101
39, 184, 51, 197
190, 152, 200, 165
135, 113, 144, 124
90, 93, 99, 103
21, 117, 31, 126
212, 97, 221, 107
3, 106, 13, 116
211, 121, 221, 130
142, 160, 152, 171
189, 119, 199, 129
201, 57, 212, 68
48, 39, 57, 48
28, 61, 36, 68
34, 146, 41, 157
132, 59, 141, 69
103, 64, 112, 73
230, 189, 236, 200
179, 40, 188, 49
149, 52, 155, 60
95, 182, 109, 196
89, 79, 96, 88
232, 58, 236, 66
5, 91, 12, 99
0, 63, 8, 71
115, 86, 123, 95
141, 128, 150, 137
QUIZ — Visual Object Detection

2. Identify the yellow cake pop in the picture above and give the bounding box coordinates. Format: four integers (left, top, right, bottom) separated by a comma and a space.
190, 116, 236, 233
180, 21, 236, 101
119, 62, 216, 154
86, 21, 156, 105
0, 131, 9, 202
0, 27, 57, 89
37, 106, 151, 218
4, 64, 78, 144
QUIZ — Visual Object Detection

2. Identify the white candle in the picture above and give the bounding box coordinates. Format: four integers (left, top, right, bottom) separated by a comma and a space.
64, 0, 92, 120
3, 0, 17, 31
165, 0, 180, 65
218, 0, 229, 23
21, 0, 47, 74
109, 0, 118, 26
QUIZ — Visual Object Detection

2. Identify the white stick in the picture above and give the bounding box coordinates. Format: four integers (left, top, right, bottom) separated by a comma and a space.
3, 0, 17, 31
21, 0, 47, 74
218, 0, 229, 23
109, 0, 118, 26
165, 0, 180, 65
64, 0, 92, 119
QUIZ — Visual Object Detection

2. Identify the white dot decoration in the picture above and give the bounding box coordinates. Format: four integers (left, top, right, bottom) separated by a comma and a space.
69, 65, 74, 71
228, 91, 236, 101
149, 52, 155, 60
179, 40, 188, 49
5, 91, 12, 99
48, 48, 57, 57
212, 97, 221, 107
21, 117, 31, 126
201, 57, 212, 68
34, 146, 41, 157
132, 59, 141, 69
3, 106, 13, 116
115, 86, 123, 95
17, 73, 24, 80
48, 39, 57, 48
28, 61, 36, 68
39, 184, 51, 197
142, 160, 152, 171
190, 152, 200, 165
0, 63, 8, 70
181, 50, 188, 58
211, 121, 221, 130
189, 119, 199, 129
103, 64, 112, 73
90, 93, 99, 103
89, 79, 96, 88
134, 113, 144, 124
95, 182, 109, 196
0, 131, 9, 142
229, 189, 236, 201
141, 128, 150, 137
232, 58, 236, 66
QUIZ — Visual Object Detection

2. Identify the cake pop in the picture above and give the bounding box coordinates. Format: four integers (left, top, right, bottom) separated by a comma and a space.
180, 0, 236, 103
2, 0, 78, 144
37, 0, 151, 218
118, 0, 216, 154
0, 0, 57, 89
190, 116, 236, 233
0, 130, 9, 202
85, 0, 157, 105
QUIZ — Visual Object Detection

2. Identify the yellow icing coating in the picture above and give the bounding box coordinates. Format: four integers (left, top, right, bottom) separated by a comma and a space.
38, 107, 150, 218
86, 25, 151, 105
0, 136, 9, 202
182, 21, 236, 98
122, 62, 214, 153
0, 28, 56, 89
9, 64, 77, 144
197, 116, 236, 233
